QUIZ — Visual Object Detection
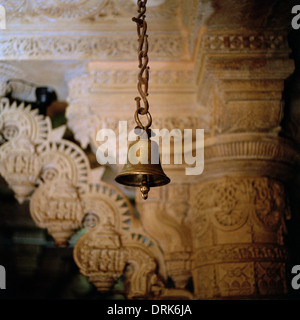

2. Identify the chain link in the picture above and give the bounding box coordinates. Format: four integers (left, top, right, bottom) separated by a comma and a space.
132, 0, 152, 130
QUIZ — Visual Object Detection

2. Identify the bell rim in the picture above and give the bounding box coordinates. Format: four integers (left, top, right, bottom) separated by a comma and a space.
115, 172, 170, 187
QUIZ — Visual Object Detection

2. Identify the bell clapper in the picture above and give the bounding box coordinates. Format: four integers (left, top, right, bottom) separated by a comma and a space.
140, 180, 150, 200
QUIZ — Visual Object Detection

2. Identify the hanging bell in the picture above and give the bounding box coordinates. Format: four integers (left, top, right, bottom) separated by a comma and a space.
115, 130, 170, 200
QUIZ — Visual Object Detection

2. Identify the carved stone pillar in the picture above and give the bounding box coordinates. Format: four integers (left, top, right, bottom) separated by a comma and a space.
191, 174, 292, 299
191, 29, 297, 299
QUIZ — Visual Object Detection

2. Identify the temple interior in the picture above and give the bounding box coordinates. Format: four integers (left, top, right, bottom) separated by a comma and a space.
1, 0, 300, 300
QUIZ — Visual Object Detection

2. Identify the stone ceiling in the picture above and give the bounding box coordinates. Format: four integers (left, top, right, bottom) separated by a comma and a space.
0, 0, 199, 100
0, 0, 294, 101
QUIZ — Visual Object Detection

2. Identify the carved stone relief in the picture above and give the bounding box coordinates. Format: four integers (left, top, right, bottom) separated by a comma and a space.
0, 137, 41, 204
0, 97, 91, 243
0, 91, 187, 298
3, 0, 178, 22
0, 98, 51, 203
0, 98, 51, 145
74, 224, 167, 299
203, 32, 288, 53
190, 176, 290, 299
72, 180, 169, 298
0, 34, 187, 61
0, 98, 194, 298
0, 0, 201, 61
195, 29, 294, 136
30, 176, 84, 247
29, 139, 91, 246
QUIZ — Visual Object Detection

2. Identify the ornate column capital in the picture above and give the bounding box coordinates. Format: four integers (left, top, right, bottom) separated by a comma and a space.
195, 29, 295, 135
201, 133, 300, 183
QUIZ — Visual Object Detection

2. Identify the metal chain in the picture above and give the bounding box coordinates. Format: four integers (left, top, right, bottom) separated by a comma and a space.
132, 0, 152, 131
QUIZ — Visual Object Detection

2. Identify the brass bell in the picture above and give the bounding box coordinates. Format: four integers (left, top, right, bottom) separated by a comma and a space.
115, 130, 170, 200
116, 2, 171, 199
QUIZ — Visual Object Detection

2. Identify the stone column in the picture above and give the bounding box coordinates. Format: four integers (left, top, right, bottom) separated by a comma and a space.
191, 29, 297, 299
